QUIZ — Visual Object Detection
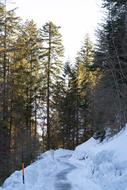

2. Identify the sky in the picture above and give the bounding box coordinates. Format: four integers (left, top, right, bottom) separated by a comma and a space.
9, 0, 103, 62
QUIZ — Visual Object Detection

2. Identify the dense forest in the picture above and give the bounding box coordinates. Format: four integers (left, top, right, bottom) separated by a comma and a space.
0, 0, 127, 184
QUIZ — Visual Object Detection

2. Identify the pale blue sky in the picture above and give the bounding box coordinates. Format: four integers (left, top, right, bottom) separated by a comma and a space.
10, 0, 103, 61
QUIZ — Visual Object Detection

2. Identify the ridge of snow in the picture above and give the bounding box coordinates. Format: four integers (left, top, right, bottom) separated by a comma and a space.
72, 125, 127, 162
1, 125, 127, 190
68, 125, 127, 190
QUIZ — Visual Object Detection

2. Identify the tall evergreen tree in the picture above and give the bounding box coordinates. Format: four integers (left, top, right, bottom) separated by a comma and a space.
39, 21, 64, 150
55, 61, 79, 149
11, 19, 41, 164
93, 0, 127, 139
75, 35, 97, 141
0, 1, 20, 182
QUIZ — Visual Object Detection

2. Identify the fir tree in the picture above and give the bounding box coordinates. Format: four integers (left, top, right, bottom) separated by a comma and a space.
39, 21, 64, 150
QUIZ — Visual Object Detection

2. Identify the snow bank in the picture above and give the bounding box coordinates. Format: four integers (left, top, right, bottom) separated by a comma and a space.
72, 125, 127, 162
72, 137, 99, 160
1, 149, 72, 190
1, 126, 127, 190
2, 154, 55, 190
68, 125, 127, 190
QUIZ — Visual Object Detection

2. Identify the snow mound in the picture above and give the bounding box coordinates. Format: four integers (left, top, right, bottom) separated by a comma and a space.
1, 126, 127, 190
69, 125, 127, 190
1, 149, 73, 190
72, 137, 99, 160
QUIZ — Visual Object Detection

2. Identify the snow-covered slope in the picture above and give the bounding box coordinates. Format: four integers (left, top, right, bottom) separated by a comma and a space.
1, 126, 127, 190
69, 125, 127, 190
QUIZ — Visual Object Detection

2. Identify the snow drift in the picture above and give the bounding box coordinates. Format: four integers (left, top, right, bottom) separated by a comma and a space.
1, 125, 127, 190
69, 125, 127, 190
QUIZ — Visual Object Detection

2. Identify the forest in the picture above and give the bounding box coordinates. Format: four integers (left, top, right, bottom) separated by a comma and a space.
0, 0, 127, 184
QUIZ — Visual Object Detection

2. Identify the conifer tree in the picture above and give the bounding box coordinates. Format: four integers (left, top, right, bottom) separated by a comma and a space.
11, 19, 41, 164
0, 1, 20, 181
39, 21, 64, 150
94, 0, 127, 138
75, 35, 96, 141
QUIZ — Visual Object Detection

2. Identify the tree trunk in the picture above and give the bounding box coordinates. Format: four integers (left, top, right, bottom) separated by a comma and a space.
46, 24, 51, 150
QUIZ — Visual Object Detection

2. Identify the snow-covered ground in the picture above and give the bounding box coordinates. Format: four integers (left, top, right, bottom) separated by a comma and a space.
1, 125, 127, 190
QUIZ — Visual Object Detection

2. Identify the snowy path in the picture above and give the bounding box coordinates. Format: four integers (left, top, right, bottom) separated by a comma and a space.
55, 161, 76, 190
2, 127, 127, 190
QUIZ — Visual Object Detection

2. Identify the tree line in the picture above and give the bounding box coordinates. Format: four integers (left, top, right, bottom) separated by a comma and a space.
0, 0, 127, 184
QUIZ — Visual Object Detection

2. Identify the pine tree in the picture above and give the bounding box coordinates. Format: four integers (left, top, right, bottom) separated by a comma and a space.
93, 0, 127, 139
11, 19, 41, 165
39, 21, 64, 150
0, 1, 20, 182
75, 35, 96, 141
55, 61, 78, 149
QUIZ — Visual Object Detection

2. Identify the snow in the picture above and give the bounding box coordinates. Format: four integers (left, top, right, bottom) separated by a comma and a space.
1, 125, 127, 190
69, 125, 127, 190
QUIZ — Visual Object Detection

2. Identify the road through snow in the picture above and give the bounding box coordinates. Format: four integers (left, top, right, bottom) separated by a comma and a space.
55, 161, 76, 190
2, 127, 127, 190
